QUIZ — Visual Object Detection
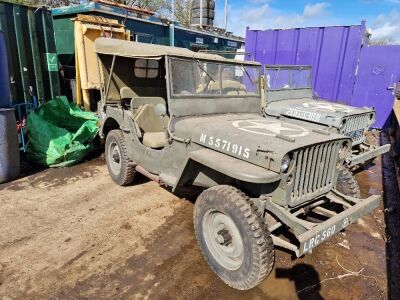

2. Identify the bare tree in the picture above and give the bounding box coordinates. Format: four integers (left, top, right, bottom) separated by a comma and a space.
173, 0, 193, 26
118, 0, 170, 12
19, 0, 193, 26
114, 0, 194, 25
22, 0, 80, 8
128, 0, 193, 25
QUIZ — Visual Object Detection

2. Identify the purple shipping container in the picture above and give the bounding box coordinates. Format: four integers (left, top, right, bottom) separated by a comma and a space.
245, 22, 366, 105
352, 45, 400, 128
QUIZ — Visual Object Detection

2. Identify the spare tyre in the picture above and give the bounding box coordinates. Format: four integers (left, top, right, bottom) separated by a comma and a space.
192, 0, 215, 9
192, 8, 215, 19
191, 17, 214, 26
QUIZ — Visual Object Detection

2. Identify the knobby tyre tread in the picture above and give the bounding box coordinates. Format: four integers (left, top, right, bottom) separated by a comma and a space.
105, 130, 136, 186
335, 166, 361, 198
194, 185, 274, 290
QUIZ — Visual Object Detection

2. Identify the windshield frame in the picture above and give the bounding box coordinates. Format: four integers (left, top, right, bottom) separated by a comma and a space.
168, 57, 261, 99
264, 65, 313, 92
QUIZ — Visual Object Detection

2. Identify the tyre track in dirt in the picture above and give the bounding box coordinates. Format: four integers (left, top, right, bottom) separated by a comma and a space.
0, 153, 388, 299
0, 158, 184, 298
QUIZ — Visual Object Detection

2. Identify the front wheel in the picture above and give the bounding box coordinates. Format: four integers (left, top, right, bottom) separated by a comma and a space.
335, 166, 361, 198
105, 130, 136, 186
194, 185, 274, 290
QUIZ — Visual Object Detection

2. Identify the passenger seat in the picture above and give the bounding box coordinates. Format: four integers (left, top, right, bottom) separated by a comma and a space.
134, 104, 169, 149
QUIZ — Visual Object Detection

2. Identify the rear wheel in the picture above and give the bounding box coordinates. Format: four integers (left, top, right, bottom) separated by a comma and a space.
335, 166, 361, 198
105, 130, 136, 186
194, 185, 274, 290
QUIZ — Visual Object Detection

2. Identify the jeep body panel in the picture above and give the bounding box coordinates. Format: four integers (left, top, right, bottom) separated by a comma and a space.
189, 149, 281, 184
102, 105, 348, 204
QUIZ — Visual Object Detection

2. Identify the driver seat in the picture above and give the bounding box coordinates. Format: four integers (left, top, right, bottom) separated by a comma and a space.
134, 104, 169, 149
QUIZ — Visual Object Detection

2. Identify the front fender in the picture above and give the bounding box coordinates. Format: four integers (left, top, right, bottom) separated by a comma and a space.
188, 148, 281, 184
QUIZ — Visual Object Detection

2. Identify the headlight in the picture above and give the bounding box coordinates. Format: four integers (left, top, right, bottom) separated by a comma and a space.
339, 142, 350, 160
339, 120, 347, 132
369, 113, 376, 125
281, 154, 291, 173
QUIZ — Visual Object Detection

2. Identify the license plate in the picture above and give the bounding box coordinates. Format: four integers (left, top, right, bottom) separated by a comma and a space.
345, 129, 364, 140
300, 217, 351, 255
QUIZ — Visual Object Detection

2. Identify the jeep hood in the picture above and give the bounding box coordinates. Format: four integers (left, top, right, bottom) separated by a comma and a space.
173, 113, 348, 173
265, 98, 374, 128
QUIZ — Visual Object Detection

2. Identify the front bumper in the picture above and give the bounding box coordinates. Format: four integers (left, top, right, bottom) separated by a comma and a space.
266, 191, 381, 257
297, 192, 380, 256
347, 142, 391, 168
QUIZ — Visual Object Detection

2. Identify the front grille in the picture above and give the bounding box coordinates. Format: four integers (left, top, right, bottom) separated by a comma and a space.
291, 140, 343, 205
340, 114, 370, 145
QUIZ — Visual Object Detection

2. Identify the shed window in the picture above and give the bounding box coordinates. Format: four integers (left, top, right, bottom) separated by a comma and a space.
134, 59, 159, 78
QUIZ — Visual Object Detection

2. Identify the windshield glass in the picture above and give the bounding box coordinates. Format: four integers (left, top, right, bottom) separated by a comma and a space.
265, 66, 312, 91
170, 58, 260, 97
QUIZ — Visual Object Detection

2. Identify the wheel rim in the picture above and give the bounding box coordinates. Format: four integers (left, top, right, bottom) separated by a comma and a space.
202, 209, 244, 270
108, 141, 121, 175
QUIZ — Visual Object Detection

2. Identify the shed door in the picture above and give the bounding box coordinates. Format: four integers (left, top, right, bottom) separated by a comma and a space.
351, 45, 400, 129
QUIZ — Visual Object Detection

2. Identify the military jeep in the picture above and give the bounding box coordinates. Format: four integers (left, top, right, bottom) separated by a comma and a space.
95, 38, 380, 290
263, 65, 390, 171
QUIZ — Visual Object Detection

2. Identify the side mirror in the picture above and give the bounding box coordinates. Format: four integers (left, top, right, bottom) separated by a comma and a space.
155, 103, 167, 118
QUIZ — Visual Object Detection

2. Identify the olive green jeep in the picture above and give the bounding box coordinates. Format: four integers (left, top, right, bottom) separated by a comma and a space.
95, 38, 380, 290
263, 65, 390, 168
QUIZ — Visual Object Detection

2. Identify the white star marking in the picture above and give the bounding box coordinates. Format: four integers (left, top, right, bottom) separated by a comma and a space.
232, 120, 309, 137
303, 102, 355, 113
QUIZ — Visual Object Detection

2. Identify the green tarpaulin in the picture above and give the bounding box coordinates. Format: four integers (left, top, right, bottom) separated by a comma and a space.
26, 96, 98, 167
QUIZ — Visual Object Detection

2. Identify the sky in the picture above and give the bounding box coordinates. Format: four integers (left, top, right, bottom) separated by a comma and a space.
213, 0, 400, 43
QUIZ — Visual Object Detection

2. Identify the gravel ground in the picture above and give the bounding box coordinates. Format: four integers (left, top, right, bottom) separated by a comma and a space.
0, 152, 387, 299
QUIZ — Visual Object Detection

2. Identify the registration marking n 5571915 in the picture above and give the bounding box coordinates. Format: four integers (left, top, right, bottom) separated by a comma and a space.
199, 133, 251, 159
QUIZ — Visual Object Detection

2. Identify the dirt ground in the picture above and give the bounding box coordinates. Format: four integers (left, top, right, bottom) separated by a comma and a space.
0, 153, 388, 299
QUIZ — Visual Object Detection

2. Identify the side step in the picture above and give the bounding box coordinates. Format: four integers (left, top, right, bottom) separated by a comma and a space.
134, 166, 178, 187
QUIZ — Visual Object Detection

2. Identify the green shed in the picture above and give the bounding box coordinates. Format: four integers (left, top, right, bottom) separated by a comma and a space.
0, 1, 61, 106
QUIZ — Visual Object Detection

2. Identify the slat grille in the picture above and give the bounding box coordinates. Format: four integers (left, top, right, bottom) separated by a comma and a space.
340, 114, 370, 145
291, 141, 342, 205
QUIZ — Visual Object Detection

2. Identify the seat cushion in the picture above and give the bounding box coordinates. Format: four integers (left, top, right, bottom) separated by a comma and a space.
134, 104, 169, 133
142, 132, 167, 149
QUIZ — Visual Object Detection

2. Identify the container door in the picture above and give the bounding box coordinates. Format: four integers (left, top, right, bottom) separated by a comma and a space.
352, 45, 400, 129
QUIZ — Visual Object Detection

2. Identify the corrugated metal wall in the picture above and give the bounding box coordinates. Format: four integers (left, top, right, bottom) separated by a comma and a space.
245, 23, 366, 105
0, 2, 61, 105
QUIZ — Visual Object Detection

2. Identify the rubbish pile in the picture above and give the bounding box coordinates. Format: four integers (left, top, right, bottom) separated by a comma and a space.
26, 96, 98, 167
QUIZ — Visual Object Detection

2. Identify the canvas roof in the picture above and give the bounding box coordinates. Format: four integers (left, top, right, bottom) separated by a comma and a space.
94, 38, 260, 65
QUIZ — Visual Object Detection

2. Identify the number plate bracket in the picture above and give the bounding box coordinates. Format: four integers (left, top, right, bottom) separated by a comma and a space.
263, 191, 380, 257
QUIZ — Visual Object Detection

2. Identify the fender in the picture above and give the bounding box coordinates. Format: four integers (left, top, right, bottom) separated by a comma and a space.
182, 148, 281, 186
99, 106, 137, 138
